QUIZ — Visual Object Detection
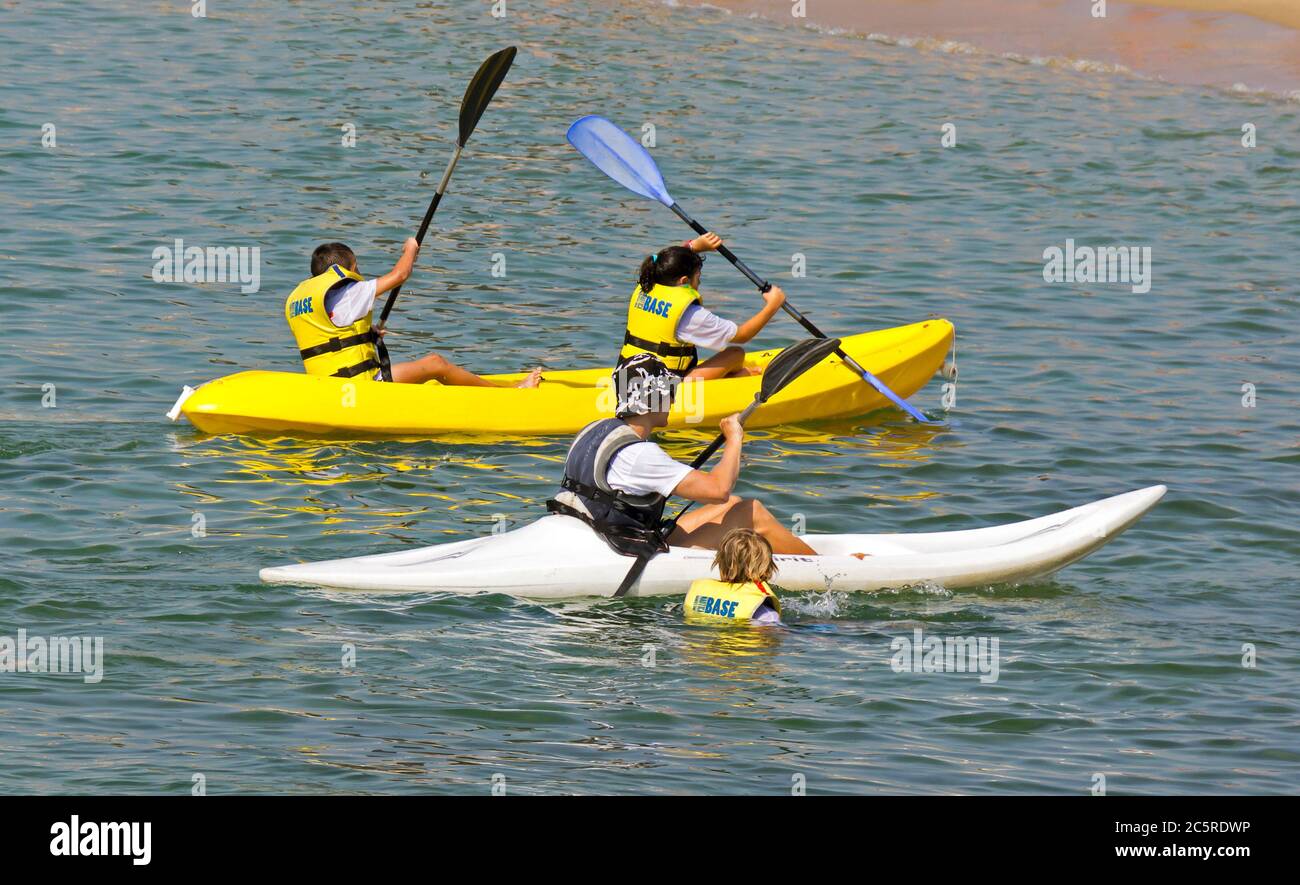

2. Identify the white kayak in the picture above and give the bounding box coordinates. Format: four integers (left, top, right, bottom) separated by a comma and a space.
260, 485, 1166, 599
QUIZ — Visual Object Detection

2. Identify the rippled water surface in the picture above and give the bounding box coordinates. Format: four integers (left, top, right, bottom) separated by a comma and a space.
1, 1, 1297, 794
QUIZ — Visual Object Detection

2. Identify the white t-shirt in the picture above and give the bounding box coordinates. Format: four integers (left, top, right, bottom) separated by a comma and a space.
676, 304, 737, 350
324, 279, 378, 327
605, 440, 693, 498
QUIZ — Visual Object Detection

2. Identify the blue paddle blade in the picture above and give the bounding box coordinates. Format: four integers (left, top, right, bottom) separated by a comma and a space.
566, 115, 674, 206
858, 369, 935, 423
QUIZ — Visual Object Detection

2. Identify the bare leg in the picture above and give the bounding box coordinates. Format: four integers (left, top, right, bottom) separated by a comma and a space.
682, 346, 757, 381
392, 355, 542, 388
391, 353, 495, 386
668, 495, 816, 555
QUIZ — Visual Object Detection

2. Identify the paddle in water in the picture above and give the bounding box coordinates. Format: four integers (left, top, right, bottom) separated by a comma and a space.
612, 337, 842, 597
566, 114, 935, 424
373, 46, 517, 380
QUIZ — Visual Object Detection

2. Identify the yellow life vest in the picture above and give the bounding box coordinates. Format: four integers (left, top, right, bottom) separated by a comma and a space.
619, 283, 701, 374
684, 579, 781, 624
284, 264, 382, 379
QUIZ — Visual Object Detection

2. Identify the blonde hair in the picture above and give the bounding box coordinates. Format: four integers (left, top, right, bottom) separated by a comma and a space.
712, 528, 776, 584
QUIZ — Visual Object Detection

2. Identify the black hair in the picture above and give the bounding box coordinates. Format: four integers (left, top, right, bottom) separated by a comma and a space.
311, 242, 356, 276
637, 245, 702, 293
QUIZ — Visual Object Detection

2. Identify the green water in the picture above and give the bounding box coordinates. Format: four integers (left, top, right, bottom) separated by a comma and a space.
1, 0, 1297, 794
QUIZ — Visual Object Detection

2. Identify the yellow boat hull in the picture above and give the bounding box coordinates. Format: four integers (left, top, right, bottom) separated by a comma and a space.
180, 319, 954, 438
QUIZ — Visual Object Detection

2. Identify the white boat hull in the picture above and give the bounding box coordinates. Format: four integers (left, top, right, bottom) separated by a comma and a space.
259, 486, 1167, 598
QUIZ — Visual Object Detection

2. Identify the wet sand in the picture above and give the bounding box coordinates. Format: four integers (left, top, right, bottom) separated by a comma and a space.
693, 0, 1300, 96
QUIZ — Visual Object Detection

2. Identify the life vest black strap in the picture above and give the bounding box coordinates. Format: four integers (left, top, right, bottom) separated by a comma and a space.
559, 475, 601, 500
298, 328, 379, 361
622, 330, 697, 359
297, 328, 384, 381
559, 476, 663, 524
331, 358, 382, 379
546, 497, 669, 561
546, 498, 588, 521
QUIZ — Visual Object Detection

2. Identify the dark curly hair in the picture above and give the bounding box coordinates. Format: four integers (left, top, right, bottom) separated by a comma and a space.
637, 245, 702, 293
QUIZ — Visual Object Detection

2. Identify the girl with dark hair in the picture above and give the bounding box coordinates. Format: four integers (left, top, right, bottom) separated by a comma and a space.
618, 232, 786, 380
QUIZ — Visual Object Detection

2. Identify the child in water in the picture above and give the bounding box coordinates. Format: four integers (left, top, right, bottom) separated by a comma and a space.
685, 528, 783, 626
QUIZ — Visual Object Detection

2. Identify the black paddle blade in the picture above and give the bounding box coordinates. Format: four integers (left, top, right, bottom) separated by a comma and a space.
458, 46, 516, 146
685, 337, 841, 470
758, 337, 842, 403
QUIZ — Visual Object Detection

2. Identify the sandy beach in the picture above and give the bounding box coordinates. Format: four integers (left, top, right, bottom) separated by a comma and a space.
1135, 0, 1299, 29
694, 0, 1300, 96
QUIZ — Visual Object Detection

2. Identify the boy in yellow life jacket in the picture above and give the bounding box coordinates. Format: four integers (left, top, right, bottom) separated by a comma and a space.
619, 232, 787, 380
685, 528, 783, 626
285, 240, 542, 387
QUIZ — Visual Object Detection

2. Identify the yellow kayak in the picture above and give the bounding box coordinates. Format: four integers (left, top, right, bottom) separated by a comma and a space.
176, 319, 954, 438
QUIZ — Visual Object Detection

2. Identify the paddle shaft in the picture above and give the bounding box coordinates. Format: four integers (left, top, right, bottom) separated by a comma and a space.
689, 395, 760, 469
377, 145, 464, 329
668, 203, 932, 423
670, 202, 769, 291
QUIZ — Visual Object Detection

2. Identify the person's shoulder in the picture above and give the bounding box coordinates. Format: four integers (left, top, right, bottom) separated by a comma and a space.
338, 278, 378, 299
612, 438, 672, 468
619, 437, 666, 460
685, 303, 729, 326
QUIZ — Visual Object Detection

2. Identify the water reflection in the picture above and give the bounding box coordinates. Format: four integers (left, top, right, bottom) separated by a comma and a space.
164, 412, 958, 551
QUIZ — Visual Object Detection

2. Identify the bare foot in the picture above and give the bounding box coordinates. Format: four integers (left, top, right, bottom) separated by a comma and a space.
850, 552, 871, 560
514, 367, 543, 389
